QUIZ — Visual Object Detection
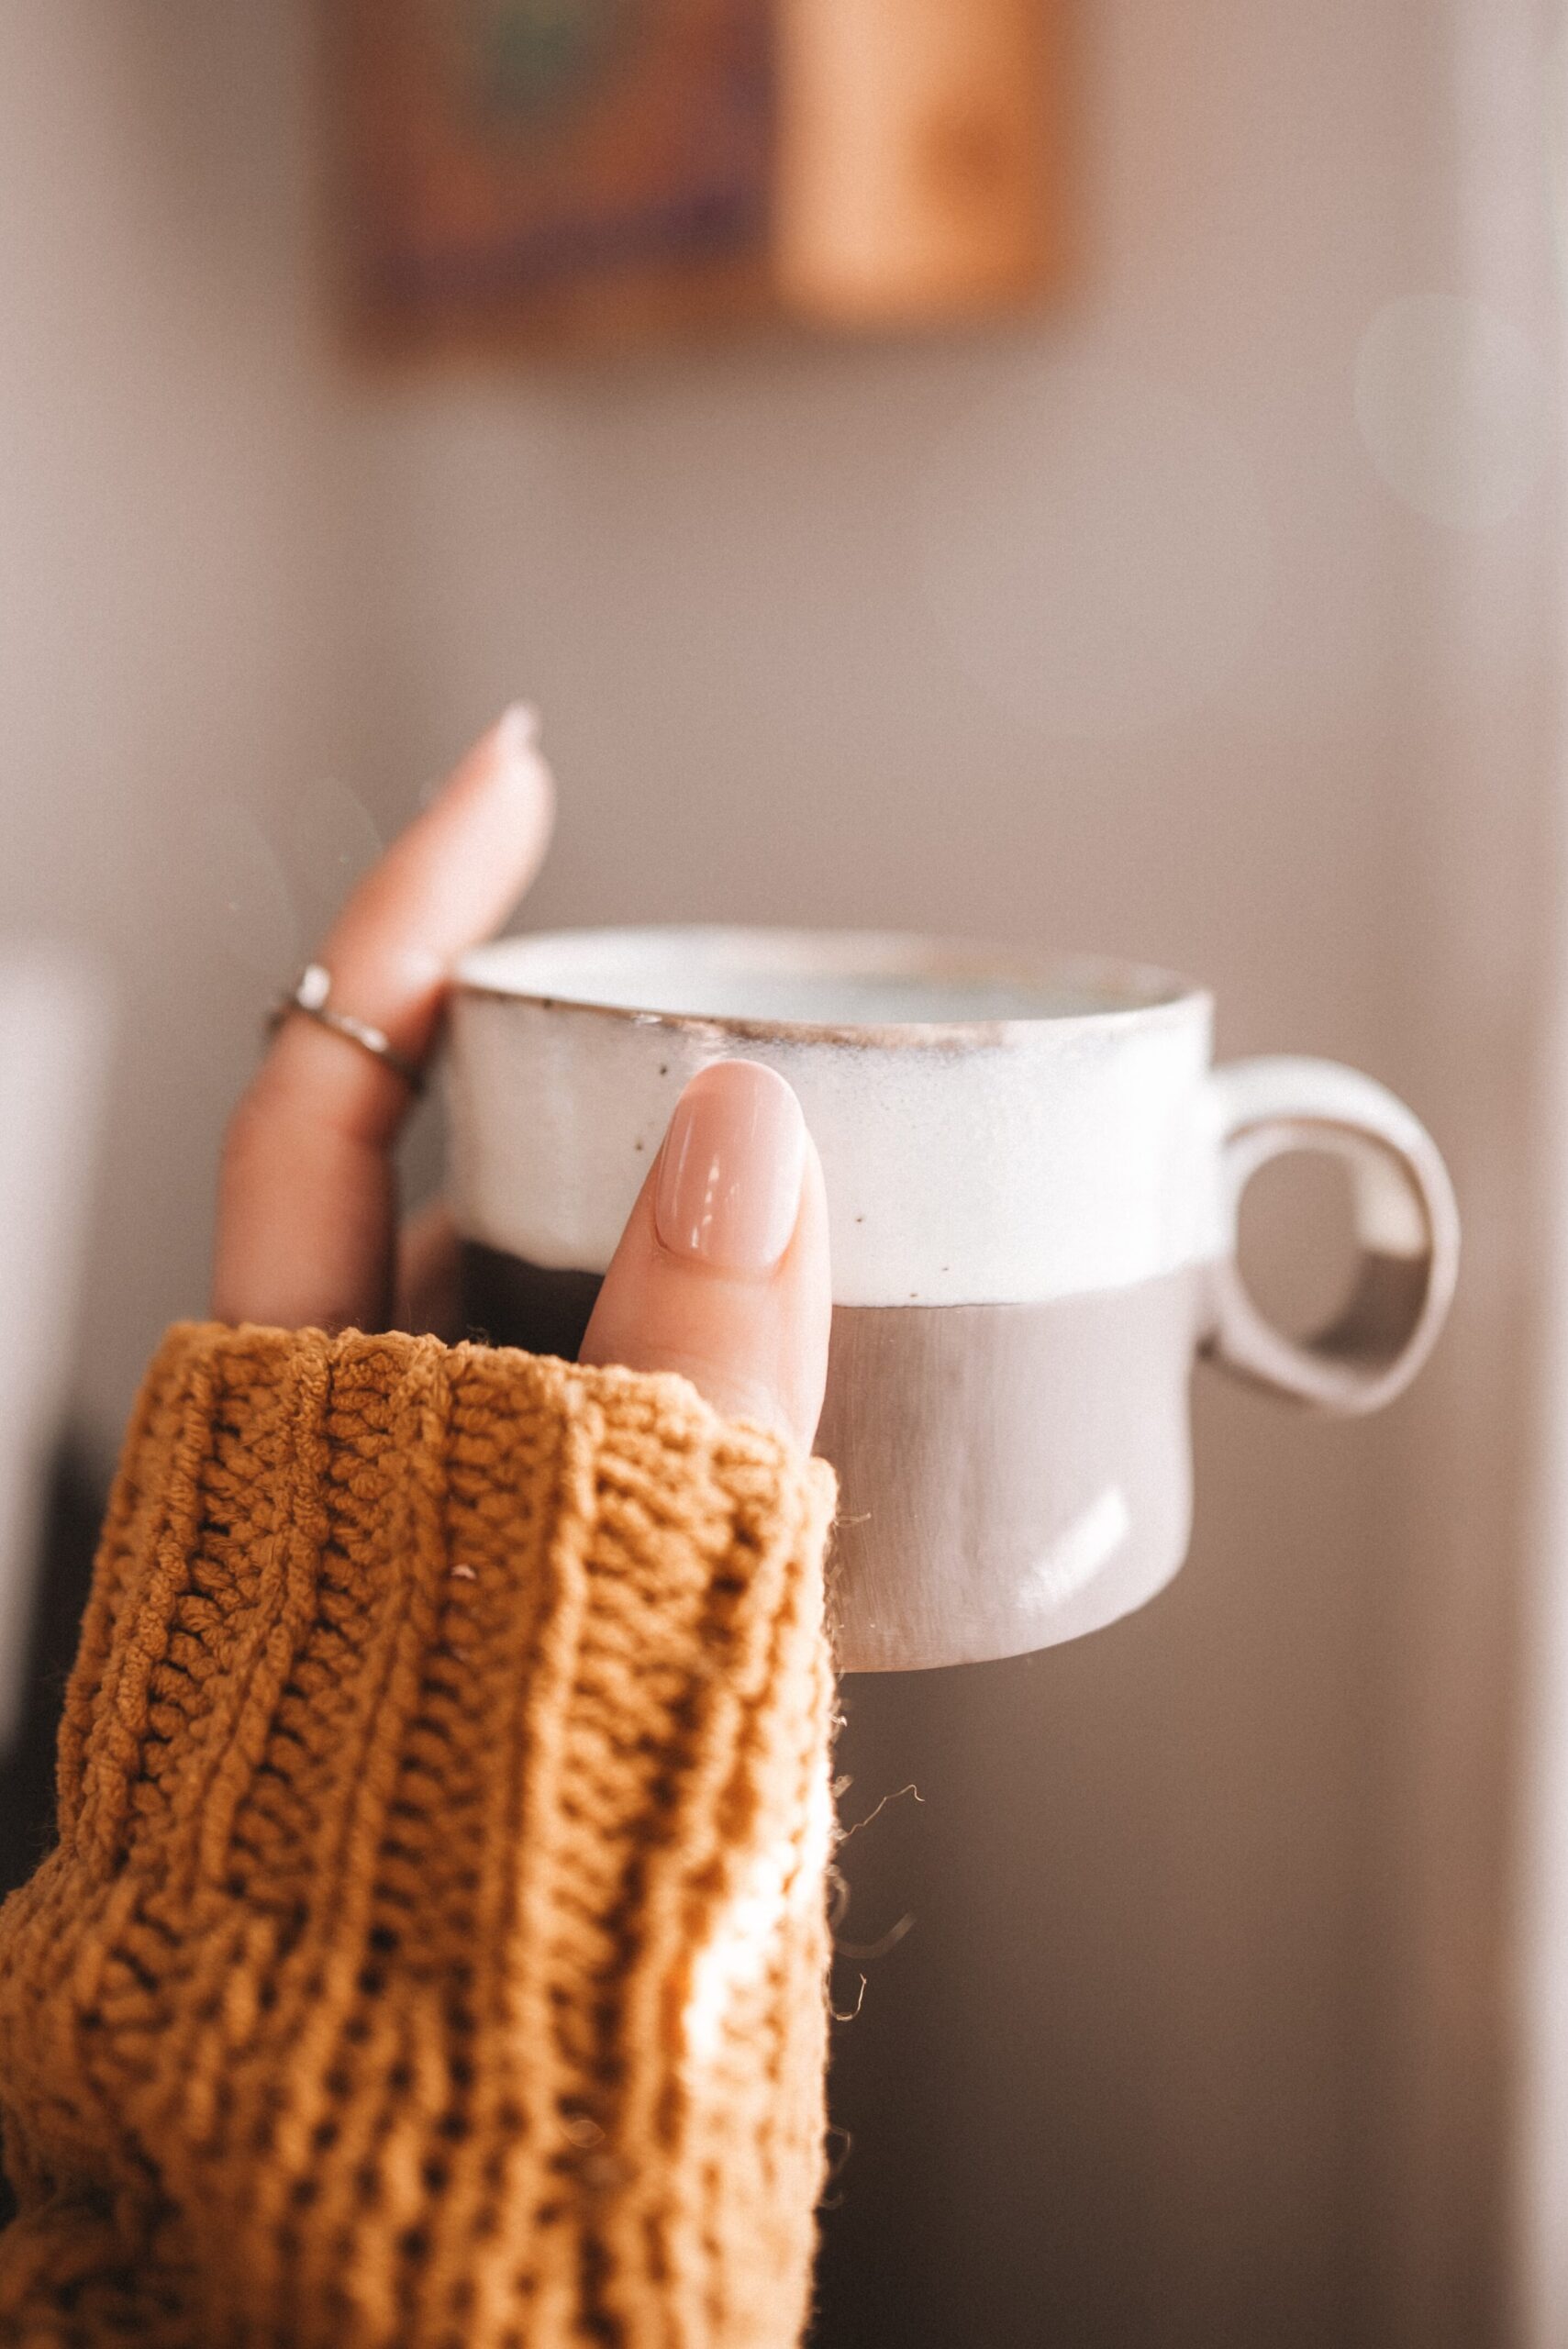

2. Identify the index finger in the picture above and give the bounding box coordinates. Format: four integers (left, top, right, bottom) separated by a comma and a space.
212, 707, 554, 1333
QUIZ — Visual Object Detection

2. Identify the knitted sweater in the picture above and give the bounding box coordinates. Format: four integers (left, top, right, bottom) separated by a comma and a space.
0, 1322, 838, 2349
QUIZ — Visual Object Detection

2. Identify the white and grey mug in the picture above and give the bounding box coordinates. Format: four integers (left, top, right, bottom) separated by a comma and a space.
449, 929, 1460, 1674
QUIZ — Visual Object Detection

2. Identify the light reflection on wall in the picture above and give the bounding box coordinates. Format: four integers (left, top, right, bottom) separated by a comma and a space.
1354, 291, 1550, 531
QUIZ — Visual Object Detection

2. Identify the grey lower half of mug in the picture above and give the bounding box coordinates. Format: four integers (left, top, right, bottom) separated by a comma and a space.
459, 1241, 1212, 1673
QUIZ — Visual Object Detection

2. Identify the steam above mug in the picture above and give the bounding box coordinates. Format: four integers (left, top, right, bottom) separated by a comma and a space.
449, 929, 1459, 1672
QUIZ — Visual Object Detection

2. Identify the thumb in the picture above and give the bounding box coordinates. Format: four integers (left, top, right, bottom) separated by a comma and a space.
579, 1060, 831, 1451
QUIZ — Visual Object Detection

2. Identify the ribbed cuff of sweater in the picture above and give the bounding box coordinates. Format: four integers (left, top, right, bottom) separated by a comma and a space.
0, 1322, 838, 2349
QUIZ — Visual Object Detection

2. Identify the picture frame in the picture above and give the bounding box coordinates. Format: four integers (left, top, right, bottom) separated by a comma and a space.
328, 0, 1069, 350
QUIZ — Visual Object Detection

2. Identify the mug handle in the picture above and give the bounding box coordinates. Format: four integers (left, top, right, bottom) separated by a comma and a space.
1203, 1057, 1461, 1414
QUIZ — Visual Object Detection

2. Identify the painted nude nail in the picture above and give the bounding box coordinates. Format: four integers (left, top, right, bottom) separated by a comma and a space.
654, 1062, 806, 1273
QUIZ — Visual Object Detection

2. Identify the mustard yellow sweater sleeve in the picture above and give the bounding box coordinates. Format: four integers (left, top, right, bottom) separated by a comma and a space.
0, 1322, 838, 2349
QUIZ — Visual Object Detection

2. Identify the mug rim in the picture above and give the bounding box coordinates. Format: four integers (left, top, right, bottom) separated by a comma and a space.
456, 926, 1211, 1050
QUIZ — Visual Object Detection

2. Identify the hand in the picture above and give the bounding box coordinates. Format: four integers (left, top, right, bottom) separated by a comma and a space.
212, 710, 832, 1449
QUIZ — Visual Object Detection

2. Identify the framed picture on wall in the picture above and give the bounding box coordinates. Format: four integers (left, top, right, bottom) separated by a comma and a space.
328, 0, 1068, 349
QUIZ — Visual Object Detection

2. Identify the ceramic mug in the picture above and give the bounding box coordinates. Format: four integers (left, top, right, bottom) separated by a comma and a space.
449, 928, 1460, 1673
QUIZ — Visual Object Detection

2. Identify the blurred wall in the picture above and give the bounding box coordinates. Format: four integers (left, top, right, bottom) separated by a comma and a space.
0, 0, 382, 1451
0, 4, 1538, 2346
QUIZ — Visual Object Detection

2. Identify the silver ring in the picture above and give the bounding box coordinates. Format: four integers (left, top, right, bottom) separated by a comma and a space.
268, 963, 426, 1095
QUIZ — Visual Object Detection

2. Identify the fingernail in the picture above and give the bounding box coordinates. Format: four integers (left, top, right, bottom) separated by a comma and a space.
491, 704, 554, 837
423, 706, 544, 807
497, 701, 539, 751
655, 1062, 806, 1274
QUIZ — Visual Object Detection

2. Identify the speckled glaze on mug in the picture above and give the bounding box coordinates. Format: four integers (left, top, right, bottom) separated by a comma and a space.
449, 930, 1459, 1673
